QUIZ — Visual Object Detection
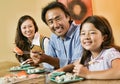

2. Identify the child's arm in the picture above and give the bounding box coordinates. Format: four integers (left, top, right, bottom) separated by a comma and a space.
73, 59, 120, 79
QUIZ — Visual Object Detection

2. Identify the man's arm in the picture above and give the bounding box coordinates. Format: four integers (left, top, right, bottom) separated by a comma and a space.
42, 54, 60, 69
30, 53, 60, 69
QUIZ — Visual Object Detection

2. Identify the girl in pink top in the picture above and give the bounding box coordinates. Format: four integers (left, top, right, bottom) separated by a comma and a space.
73, 15, 120, 79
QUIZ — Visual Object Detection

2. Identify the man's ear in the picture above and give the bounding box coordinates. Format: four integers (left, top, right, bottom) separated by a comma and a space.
65, 14, 70, 20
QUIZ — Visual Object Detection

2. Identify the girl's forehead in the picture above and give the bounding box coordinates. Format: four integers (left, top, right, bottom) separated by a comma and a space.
81, 23, 96, 30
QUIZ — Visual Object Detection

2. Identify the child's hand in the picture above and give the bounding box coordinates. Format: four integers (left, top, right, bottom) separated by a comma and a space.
73, 64, 89, 78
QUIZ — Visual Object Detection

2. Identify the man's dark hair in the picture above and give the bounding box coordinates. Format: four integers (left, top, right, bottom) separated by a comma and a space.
41, 1, 70, 25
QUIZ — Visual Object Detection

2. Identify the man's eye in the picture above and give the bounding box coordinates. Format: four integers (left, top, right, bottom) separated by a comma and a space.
55, 16, 62, 22
56, 18, 61, 21
48, 21, 53, 25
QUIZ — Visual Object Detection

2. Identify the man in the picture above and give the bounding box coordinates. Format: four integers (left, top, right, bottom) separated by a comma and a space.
30, 1, 83, 72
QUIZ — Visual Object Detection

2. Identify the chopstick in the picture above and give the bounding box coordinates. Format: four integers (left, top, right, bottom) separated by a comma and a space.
23, 51, 30, 54
21, 61, 27, 65
12, 51, 30, 55
13, 51, 42, 55
23, 51, 43, 55
84, 60, 95, 66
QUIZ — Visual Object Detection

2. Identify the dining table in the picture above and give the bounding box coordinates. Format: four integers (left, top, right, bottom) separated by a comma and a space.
0, 61, 120, 84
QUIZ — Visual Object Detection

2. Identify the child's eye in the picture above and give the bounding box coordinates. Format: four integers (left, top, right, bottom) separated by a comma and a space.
80, 32, 85, 35
90, 31, 96, 34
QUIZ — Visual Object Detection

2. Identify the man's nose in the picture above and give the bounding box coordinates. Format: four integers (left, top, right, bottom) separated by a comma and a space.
53, 20, 59, 28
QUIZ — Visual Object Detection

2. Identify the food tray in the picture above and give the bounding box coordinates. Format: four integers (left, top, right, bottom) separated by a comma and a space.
9, 64, 35, 71
50, 72, 84, 84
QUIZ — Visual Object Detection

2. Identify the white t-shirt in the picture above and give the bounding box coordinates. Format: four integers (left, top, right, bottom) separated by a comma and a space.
87, 48, 120, 71
32, 32, 49, 53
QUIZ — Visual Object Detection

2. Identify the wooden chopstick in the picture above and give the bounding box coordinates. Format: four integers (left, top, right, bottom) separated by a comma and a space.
13, 51, 42, 55
84, 60, 95, 66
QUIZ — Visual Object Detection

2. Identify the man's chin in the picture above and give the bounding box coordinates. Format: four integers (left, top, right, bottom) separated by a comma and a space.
56, 33, 62, 36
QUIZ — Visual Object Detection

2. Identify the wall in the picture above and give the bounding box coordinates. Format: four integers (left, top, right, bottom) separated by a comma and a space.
0, 0, 120, 62
0, 0, 54, 62
92, 0, 120, 45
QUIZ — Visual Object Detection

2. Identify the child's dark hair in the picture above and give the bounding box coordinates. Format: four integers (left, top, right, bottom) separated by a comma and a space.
80, 15, 120, 64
